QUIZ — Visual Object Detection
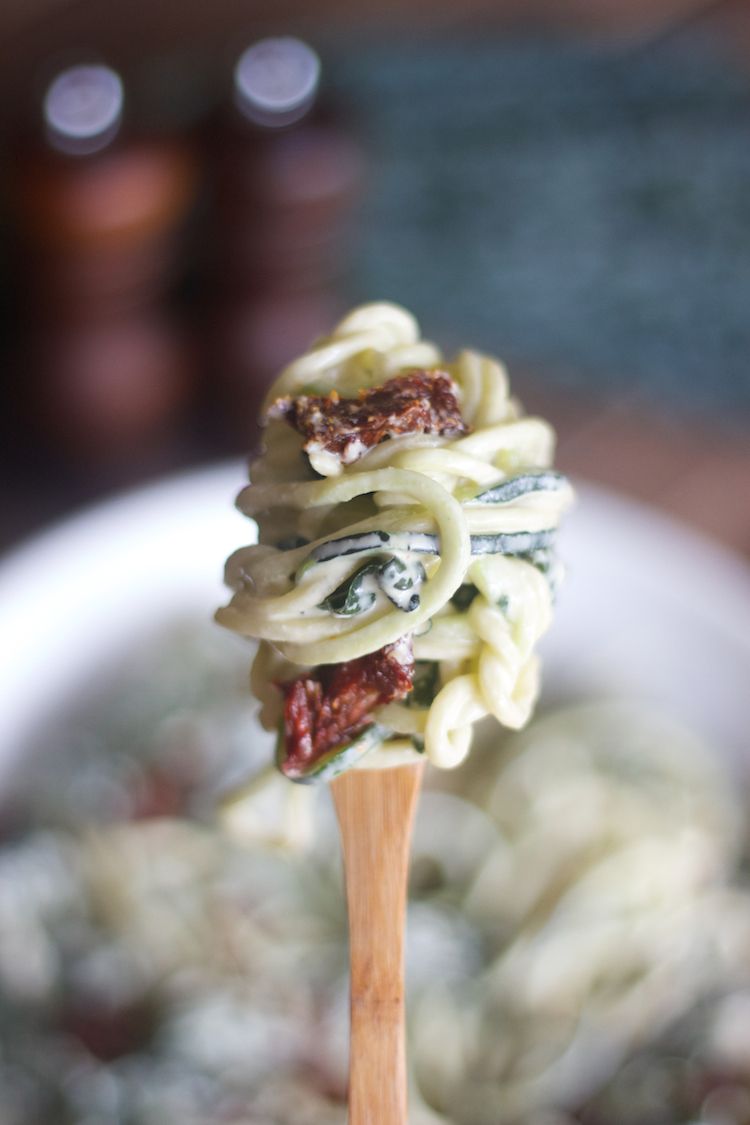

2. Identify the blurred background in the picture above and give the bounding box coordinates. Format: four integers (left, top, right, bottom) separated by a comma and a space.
2, 4, 750, 1125
0, 0, 749, 552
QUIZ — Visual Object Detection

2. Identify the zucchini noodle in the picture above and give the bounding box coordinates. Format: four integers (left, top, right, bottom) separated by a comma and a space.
217, 302, 573, 776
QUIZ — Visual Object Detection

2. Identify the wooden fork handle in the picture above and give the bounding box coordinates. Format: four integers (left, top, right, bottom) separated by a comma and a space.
333, 763, 425, 1125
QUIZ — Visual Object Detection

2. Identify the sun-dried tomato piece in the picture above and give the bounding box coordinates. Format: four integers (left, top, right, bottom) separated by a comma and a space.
278, 638, 414, 780
269, 369, 467, 468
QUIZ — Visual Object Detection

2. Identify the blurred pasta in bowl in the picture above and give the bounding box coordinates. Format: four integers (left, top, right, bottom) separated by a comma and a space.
0, 462, 748, 1124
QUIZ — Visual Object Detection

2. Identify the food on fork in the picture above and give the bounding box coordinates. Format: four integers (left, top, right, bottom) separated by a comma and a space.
216, 302, 573, 782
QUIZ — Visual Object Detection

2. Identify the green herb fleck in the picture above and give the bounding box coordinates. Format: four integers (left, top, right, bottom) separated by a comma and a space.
408, 662, 439, 709
451, 584, 479, 612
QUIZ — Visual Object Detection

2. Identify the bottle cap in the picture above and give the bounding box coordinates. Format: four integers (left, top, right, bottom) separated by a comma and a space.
234, 37, 320, 128
44, 64, 124, 155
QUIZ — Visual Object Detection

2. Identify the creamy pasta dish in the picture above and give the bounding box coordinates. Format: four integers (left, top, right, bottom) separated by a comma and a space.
216, 302, 573, 782
7, 617, 750, 1125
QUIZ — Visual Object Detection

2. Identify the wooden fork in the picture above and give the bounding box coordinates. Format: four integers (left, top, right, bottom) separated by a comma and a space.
333, 762, 425, 1125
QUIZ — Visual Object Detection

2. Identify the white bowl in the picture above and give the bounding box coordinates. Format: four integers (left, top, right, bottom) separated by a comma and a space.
0, 464, 748, 781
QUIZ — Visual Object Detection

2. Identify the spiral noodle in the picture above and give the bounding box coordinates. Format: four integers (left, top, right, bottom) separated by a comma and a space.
217, 303, 573, 773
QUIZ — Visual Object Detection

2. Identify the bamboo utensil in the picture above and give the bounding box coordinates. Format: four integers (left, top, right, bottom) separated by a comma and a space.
333, 762, 425, 1125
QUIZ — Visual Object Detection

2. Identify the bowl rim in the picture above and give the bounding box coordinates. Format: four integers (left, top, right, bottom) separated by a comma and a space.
0, 462, 748, 781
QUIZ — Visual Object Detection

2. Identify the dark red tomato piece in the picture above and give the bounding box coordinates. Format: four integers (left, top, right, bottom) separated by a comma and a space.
279, 638, 414, 779
269, 369, 467, 467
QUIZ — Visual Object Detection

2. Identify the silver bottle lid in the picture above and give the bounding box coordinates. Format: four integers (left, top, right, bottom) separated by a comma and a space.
234, 37, 320, 128
44, 64, 124, 155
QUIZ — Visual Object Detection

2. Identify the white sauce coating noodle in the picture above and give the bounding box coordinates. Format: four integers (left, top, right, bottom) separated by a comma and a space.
217, 302, 573, 773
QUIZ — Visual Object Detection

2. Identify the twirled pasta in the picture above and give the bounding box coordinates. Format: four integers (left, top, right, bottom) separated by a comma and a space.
217, 302, 573, 778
